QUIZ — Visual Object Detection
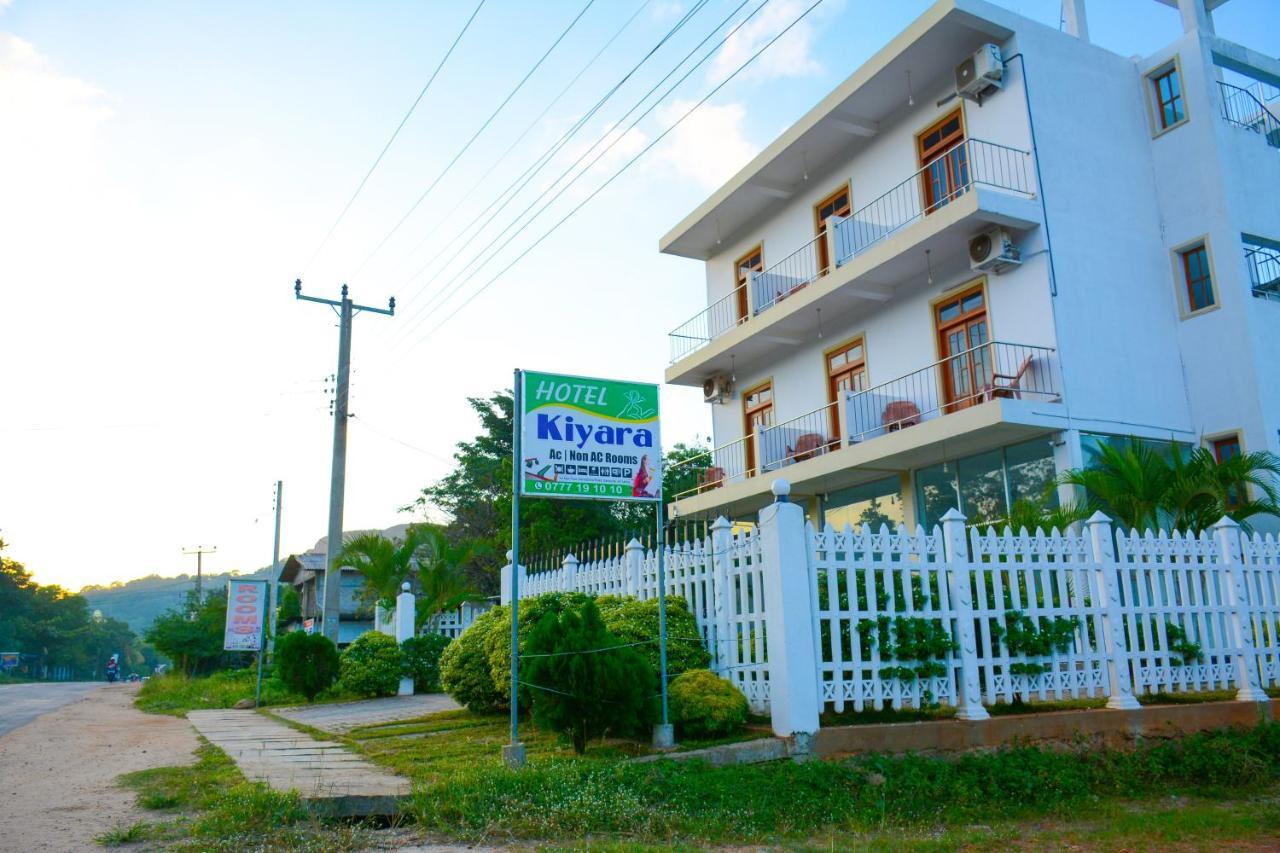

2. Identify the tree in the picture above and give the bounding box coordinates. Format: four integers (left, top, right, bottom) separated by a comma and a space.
275, 631, 339, 701
145, 592, 235, 676
335, 527, 429, 608
413, 525, 484, 631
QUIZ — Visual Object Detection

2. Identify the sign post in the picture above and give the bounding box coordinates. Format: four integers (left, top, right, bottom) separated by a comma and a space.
508, 369, 669, 761
223, 579, 269, 707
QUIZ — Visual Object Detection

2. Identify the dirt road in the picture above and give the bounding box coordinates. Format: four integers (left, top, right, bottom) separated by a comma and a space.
0, 682, 198, 852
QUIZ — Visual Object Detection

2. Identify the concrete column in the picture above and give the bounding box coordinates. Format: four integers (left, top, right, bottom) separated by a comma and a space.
1053, 430, 1085, 514
562, 553, 579, 594
1087, 511, 1141, 710
709, 517, 734, 674
1061, 0, 1089, 42
499, 550, 526, 606
624, 538, 644, 598
1177, 0, 1214, 34
757, 480, 821, 739
940, 508, 990, 721
1215, 516, 1268, 702
395, 582, 415, 696
374, 603, 395, 637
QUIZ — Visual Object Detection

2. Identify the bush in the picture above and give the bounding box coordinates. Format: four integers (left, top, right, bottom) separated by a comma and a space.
484, 592, 591, 707
339, 631, 404, 698
595, 595, 711, 681
402, 634, 452, 693
441, 606, 508, 712
524, 599, 655, 753
274, 632, 339, 702
668, 669, 748, 739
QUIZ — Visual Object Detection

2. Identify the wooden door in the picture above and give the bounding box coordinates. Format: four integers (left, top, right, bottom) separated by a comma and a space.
742, 382, 773, 475
813, 184, 851, 275
935, 286, 991, 410
735, 246, 763, 323
826, 339, 866, 442
918, 110, 968, 213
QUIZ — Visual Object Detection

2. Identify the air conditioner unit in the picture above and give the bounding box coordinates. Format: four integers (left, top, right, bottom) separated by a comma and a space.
969, 227, 1021, 272
955, 43, 1004, 101
702, 375, 732, 404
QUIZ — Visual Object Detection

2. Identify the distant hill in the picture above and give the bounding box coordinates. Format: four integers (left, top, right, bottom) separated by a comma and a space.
80, 567, 270, 635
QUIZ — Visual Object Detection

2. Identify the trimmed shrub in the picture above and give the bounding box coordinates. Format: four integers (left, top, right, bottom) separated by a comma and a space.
668, 669, 748, 739
484, 592, 591, 706
524, 599, 655, 753
441, 606, 508, 712
595, 595, 711, 680
274, 631, 339, 702
402, 633, 452, 693
339, 631, 405, 698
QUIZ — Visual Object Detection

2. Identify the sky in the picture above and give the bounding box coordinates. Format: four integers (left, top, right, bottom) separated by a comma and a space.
2, 0, 1276, 590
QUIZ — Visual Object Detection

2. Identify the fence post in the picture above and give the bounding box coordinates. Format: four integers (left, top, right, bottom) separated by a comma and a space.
562, 553, 579, 594
1215, 516, 1269, 703
709, 517, 734, 675
1086, 511, 1141, 710
499, 551, 525, 607
940, 508, 990, 721
757, 480, 821, 739
624, 539, 644, 598
394, 582, 416, 695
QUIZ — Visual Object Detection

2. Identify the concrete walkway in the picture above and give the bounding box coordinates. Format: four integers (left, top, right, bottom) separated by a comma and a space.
188, 709, 411, 816
270, 693, 459, 733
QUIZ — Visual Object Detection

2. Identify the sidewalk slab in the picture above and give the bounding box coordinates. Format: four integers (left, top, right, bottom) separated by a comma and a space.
188, 709, 410, 817
270, 693, 459, 733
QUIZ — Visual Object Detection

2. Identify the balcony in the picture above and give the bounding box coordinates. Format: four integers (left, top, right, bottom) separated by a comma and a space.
666, 138, 1041, 383
668, 341, 1062, 518
1246, 241, 1280, 302
1218, 80, 1280, 149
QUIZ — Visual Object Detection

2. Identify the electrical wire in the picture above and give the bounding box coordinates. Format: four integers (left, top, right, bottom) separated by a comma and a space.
389, 0, 763, 348
350, 0, 599, 279
385, 0, 714, 334
408, 0, 826, 348
301, 0, 487, 275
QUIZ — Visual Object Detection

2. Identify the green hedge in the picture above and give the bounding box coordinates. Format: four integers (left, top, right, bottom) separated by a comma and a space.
275, 632, 339, 702
669, 669, 748, 739
339, 632, 404, 698
440, 606, 508, 712
402, 634, 452, 693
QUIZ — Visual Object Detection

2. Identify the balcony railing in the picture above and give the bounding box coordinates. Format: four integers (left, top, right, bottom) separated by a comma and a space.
1246, 242, 1280, 302
668, 137, 1034, 363
668, 341, 1058, 501
845, 341, 1058, 443
1219, 81, 1280, 149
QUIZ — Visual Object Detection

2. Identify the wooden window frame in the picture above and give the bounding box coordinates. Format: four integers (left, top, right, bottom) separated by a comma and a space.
1171, 236, 1219, 318
813, 182, 852, 275
1206, 429, 1246, 507
931, 278, 992, 411
733, 244, 763, 324
741, 379, 774, 476
916, 108, 968, 214
823, 334, 868, 443
1145, 57, 1189, 137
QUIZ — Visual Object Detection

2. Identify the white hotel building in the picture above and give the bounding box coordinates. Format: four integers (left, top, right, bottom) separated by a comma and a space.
661, 0, 1280, 532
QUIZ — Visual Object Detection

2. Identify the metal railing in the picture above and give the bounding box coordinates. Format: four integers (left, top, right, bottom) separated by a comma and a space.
669, 283, 748, 363
831, 138, 1033, 268
757, 400, 841, 474
667, 137, 1034, 363
1219, 81, 1280, 149
1246, 243, 1280, 302
845, 341, 1058, 444
669, 433, 754, 501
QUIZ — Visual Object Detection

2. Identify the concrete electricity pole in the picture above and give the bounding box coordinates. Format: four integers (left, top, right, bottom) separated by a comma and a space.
182, 545, 217, 603
268, 480, 283, 653
294, 280, 394, 644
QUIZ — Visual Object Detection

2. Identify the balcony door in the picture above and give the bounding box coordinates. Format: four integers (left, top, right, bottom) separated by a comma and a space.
734, 245, 763, 324
742, 381, 774, 475
936, 285, 991, 411
813, 184, 851, 275
826, 338, 866, 442
918, 109, 968, 214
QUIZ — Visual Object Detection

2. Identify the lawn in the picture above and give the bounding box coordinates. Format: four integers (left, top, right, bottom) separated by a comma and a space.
134, 668, 361, 716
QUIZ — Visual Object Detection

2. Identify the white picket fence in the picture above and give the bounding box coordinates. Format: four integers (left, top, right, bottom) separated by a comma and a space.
501, 483, 1280, 736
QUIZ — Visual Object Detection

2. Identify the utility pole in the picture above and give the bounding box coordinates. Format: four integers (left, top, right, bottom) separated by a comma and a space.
268, 480, 283, 653
294, 280, 394, 644
182, 545, 217, 603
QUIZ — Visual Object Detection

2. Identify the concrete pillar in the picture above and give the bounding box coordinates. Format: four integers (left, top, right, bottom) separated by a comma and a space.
757, 479, 821, 739
1062, 0, 1089, 42
1087, 511, 1141, 710
499, 550, 525, 606
1215, 516, 1268, 702
709, 517, 734, 674
1177, 0, 1214, 34
562, 553, 579, 594
940, 508, 990, 721
1052, 430, 1085, 514
395, 582, 415, 696
624, 538, 644, 598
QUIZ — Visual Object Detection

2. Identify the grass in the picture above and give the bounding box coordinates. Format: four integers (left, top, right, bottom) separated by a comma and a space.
134, 668, 362, 716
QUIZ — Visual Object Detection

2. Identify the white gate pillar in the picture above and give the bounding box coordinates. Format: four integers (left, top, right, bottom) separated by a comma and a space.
709, 517, 734, 675
499, 551, 525, 606
624, 539, 644, 598
1215, 516, 1269, 703
940, 508, 990, 721
395, 582, 415, 696
1086, 512, 1141, 710
757, 480, 820, 739
562, 553, 579, 594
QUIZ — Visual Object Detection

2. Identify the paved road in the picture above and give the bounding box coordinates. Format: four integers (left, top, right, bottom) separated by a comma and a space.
0, 682, 103, 737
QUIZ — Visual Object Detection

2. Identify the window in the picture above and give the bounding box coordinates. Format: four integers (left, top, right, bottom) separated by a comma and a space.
1178, 242, 1216, 313
822, 476, 905, 531
918, 109, 968, 212
934, 284, 991, 410
1211, 433, 1244, 507
826, 338, 867, 441
734, 245, 763, 323
813, 184, 851, 274
914, 438, 1057, 530
1150, 65, 1185, 130
742, 381, 773, 476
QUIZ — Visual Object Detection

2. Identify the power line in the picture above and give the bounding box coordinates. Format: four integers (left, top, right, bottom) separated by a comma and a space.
386, 0, 713, 331
389, 0, 746, 347
349, 0, 599, 280
408, 0, 818, 347
302, 0, 487, 275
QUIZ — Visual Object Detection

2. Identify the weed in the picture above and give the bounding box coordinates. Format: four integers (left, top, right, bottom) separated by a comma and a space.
95, 820, 157, 846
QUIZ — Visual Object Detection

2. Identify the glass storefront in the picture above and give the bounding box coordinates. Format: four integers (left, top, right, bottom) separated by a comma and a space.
821, 476, 906, 531
914, 438, 1058, 530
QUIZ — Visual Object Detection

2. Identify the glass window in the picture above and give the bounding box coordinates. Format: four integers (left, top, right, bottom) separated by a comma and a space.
822, 476, 905, 531
1006, 439, 1058, 506
1212, 435, 1241, 463
1151, 67, 1184, 129
915, 462, 961, 531
913, 439, 1058, 529
957, 449, 1007, 526
1180, 243, 1215, 312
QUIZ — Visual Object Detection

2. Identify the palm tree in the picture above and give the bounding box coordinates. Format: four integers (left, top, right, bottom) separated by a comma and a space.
1059, 441, 1173, 532
334, 528, 430, 610
413, 526, 486, 632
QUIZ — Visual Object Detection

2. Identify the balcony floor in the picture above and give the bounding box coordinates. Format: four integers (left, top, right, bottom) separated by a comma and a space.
668, 396, 1064, 521
667, 187, 1042, 386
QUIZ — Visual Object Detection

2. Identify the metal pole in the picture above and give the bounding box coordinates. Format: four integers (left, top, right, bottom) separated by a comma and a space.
656, 502, 671, 738
255, 581, 266, 707
322, 288, 353, 645
268, 480, 283, 654
505, 369, 526, 768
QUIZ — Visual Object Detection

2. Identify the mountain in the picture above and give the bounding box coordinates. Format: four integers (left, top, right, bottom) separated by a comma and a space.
80, 567, 270, 635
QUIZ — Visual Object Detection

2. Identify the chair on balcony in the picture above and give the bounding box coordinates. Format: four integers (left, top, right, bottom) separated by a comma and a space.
698, 466, 725, 491
786, 433, 829, 463
883, 401, 921, 431
990, 355, 1034, 400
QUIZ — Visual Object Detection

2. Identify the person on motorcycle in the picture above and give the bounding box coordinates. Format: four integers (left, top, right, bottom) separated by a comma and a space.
105, 654, 119, 683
